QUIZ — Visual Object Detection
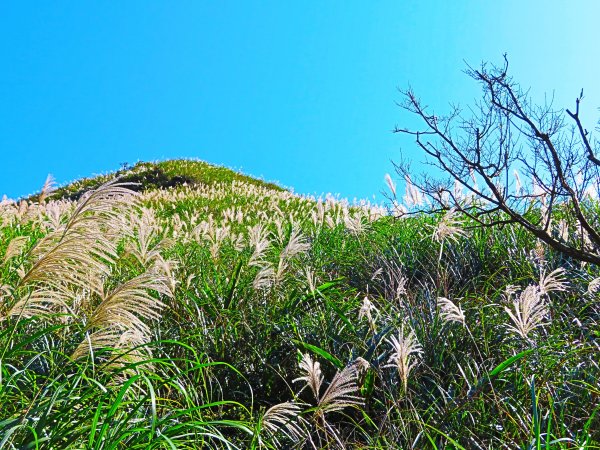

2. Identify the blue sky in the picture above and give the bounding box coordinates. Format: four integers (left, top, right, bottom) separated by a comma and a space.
1, 1, 599, 200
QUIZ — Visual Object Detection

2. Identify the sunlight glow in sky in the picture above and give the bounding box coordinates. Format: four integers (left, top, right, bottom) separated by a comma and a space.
1, 1, 599, 200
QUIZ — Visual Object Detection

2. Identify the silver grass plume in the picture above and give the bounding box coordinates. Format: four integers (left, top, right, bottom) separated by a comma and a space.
403, 175, 423, 208
2, 236, 29, 264
384, 173, 397, 197
72, 272, 171, 361
252, 225, 309, 290
259, 402, 306, 446
38, 174, 56, 204
280, 226, 310, 260
588, 277, 600, 295
293, 353, 323, 402
294, 354, 366, 414
3, 287, 71, 321
61, 179, 138, 238
504, 285, 548, 341
358, 296, 378, 331
538, 267, 568, 296
304, 268, 316, 293
86, 272, 169, 339
152, 257, 178, 297
3, 181, 136, 321
125, 208, 170, 267
385, 325, 423, 394
247, 223, 270, 267
318, 358, 367, 414
20, 232, 115, 296
437, 297, 465, 325
431, 208, 467, 243
344, 213, 368, 236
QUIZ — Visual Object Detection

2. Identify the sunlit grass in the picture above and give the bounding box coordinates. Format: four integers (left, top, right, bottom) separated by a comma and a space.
0, 159, 598, 448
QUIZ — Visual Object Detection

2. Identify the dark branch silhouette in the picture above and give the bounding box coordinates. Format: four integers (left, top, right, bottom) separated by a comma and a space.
392, 56, 600, 265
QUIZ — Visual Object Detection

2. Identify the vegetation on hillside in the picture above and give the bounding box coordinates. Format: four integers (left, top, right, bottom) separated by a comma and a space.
1, 159, 599, 448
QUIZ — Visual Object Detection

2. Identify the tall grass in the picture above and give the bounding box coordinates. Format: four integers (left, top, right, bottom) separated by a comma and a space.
1, 160, 598, 448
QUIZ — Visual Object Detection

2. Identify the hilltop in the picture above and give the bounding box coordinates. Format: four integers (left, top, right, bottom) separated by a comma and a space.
40, 159, 285, 201
0, 159, 598, 448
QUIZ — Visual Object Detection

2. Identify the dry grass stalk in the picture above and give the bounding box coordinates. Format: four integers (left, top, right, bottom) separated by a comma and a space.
432, 208, 467, 243
504, 285, 548, 341
3, 236, 29, 263
318, 358, 366, 414
358, 296, 378, 330
437, 297, 465, 325
538, 267, 568, 296
294, 353, 323, 402
385, 325, 423, 393
260, 402, 306, 446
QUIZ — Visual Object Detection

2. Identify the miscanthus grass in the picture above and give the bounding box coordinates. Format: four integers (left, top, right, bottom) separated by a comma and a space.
0, 160, 598, 449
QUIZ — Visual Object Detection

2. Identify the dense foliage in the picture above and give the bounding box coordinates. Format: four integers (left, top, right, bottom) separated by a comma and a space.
1, 160, 598, 449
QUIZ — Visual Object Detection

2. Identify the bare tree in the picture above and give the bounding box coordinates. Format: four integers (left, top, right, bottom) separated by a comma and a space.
392, 56, 600, 265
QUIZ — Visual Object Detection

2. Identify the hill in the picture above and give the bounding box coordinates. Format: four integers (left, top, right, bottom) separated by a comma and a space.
42, 159, 285, 201
0, 160, 598, 448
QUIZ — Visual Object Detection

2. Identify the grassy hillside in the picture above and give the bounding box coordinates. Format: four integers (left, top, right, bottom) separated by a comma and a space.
1, 159, 598, 448
47, 159, 284, 200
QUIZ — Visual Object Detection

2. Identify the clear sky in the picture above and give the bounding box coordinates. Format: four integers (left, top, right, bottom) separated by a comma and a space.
1, 1, 599, 201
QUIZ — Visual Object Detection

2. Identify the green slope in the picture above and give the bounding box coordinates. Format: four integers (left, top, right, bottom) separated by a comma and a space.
48, 159, 284, 200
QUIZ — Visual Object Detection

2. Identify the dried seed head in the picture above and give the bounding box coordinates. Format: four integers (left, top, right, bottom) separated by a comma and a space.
538, 268, 568, 296
358, 296, 378, 329
504, 285, 548, 341
385, 325, 423, 393
293, 353, 323, 402
431, 209, 467, 243
437, 297, 465, 325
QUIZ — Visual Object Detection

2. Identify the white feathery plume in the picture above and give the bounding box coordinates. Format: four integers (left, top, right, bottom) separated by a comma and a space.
385, 325, 423, 393
384, 173, 397, 197
504, 285, 548, 341
82, 272, 170, 354
43, 201, 67, 231
453, 179, 464, 202
281, 227, 310, 260
125, 208, 169, 267
3, 236, 29, 264
358, 296, 378, 330
318, 358, 366, 414
587, 277, 600, 295
38, 174, 56, 204
3, 287, 71, 321
253, 265, 275, 291
556, 220, 569, 242
293, 353, 323, 402
247, 223, 271, 267
304, 268, 316, 293
403, 176, 423, 208
344, 213, 368, 236
431, 208, 468, 243
514, 170, 522, 195
294, 354, 366, 416
437, 297, 465, 325
538, 268, 568, 296
260, 402, 306, 446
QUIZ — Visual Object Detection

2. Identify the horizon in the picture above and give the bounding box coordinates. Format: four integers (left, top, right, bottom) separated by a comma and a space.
2, 1, 600, 200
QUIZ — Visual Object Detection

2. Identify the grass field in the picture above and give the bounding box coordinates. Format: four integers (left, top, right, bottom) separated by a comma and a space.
1, 159, 598, 449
